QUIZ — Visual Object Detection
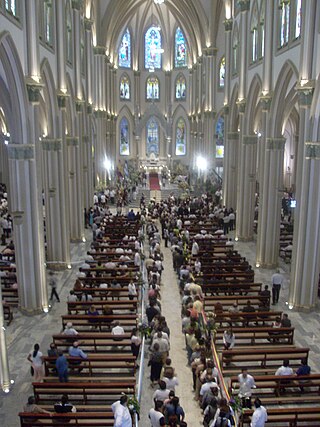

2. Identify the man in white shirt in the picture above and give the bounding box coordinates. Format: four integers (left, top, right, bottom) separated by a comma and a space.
238, 368, 256, 408
112, 321, 125, 338
149, 401, 166, 426
251, 398, 267, 427
271, 269, 284, 305
111, 395, 132, 427
275, 359, 293, 376
199, 375, 220, 404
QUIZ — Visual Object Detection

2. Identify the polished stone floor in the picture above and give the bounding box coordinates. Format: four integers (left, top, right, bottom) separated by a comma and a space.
1, 224, 320, 426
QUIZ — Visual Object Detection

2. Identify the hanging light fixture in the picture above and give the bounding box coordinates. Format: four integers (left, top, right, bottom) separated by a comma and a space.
154, 0, 165, 4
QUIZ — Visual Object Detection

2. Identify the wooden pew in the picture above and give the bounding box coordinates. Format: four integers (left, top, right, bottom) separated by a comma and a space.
1, 288, 18, 305
239, 406, 320, 426
201, 282, 262, 296
230, 373, 320, 404
61, 314, 137, 332
44, 354, 136, 377
52, 332, 132, 353
215, 327, 294, 346
33, 381, 136, 406
213, 310, 282, 327
3, 303, 13, 325
19, 411, 115, 426
204, 295, 270, 310
67, 299, 138, 314
221, 347, 309, 375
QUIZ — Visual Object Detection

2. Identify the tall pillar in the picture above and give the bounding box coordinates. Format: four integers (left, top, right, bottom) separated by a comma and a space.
41, 138, 69, 268
236, 132, 257, 240
224, 131, 239, 209
222, 18, 234, 206
0, 284, 10, 392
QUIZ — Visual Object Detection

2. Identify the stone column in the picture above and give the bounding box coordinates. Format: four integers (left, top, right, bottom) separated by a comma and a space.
8, 142, 48, 313
41, 138, 69, 269
236, 131, 257, 241
0, 284, 10, 392
66, 136, 82, 241
223, 130, 239, 209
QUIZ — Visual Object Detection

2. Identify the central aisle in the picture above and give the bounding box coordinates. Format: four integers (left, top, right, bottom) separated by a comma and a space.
159, 239, 203, 424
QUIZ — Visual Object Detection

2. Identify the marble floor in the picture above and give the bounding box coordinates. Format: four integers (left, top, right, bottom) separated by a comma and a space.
1, 224, 320, 426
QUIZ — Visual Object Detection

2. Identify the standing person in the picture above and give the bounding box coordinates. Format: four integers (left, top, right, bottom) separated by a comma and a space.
250, 398, 267, 427
149, 343, 164, 385
27, 343, 45, 382
271, 269, 284, 305
111, 395, 132, 427
238, 368, 256, 408
149, 400, 166, 427
130, 327, 141, 359
164, 396, 185, 426
56, 351, 69, 383
48, 271, 60, 302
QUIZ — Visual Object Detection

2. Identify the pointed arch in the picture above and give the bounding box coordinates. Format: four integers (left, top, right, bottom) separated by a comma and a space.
146, 75, 160, 100
120, 73, 131, 100
175, 73, 186, 100
40, 59, 58, 138
0, 32, 29, 144
244, 74, 262, 135
146, 116, 160, 157
65, 73, 76, 136
118, 28, 132, 68
174, 27, 187, 68
229, 83, 239, 132
145, 25, 162, 70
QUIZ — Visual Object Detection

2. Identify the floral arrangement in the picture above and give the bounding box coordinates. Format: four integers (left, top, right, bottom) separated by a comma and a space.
127, 394, 140, 414
138, 321, 152, 338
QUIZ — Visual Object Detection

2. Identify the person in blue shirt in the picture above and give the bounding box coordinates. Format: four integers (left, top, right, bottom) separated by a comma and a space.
56, 351, 68, 382
68, 341, 87, 373
296, 358, 311, 392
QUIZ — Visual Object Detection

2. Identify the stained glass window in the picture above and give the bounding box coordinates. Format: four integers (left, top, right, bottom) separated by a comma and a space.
216, 116, 224, 158
119, 28, 131, 68
175, 27, 187, 68
5, 0, 17, 16
175, 75, 186, 100
120, 75, 130, 100
120, 117, 130, 156
295, 0, 302, 38
219, 57, 225, 88
146, 76, 160, 100
145, 26, 162, 70
280, 1, 290, 47
175, 118, 186, 156
146, 118, 159, 157
44, 0, 53, 46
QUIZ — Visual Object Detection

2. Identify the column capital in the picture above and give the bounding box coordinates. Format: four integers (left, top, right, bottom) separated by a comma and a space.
266, 137, 286, 150
41, 138, 62, 151
243, 135, 258, 145
223, 104, 230, 115
134, 70, 140, 77
75, 98, 85, 112
203, 47, 218, 56
66, 136, 79, 146
87, 103, 93, 114
93, 46, 106, 56
238, 0, 250, 12
296, 80, 315, 107
224, 19, 233, 31
236, 98, 246, 113
71, 0, 83, 10
228, 132, 240, 140
84, 18, 93, 31
7, 144, 35, 159
259, 93, 273, 111
165, 70, 172, 77
305, 141, 320, 159
94, 109, 107, 118
57, 91, 69, 109
83, 135, 89, 143
204, 110, 216, 119
25, 78, 43, 104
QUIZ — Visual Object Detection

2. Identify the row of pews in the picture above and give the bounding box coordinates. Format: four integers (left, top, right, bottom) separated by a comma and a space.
19, 215, 142, 426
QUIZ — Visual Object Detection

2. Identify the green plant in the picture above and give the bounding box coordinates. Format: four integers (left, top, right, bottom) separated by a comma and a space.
127, 394, 140, 414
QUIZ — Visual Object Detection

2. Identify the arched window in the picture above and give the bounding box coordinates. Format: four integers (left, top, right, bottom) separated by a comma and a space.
260, 0, 265, 58
146, 76, 160, 100
295, 0, 302, 39
120, 117, 130, 156
146, 118, 159, 157
279, 0, 290, 47
5, 0, 17, 16
250, 2, 259, 63
175, 27, 187, 68
175, 118, 186, 156
219, 57, 226, 88
145, 26, 162, 70
44, 0, 53, 46
216, 116, 224, 158
120, 75, 130, 100
232, 26, 239, 75
118, 28, 131, 68
66, 1, 72, 64
175, 75, 186, 100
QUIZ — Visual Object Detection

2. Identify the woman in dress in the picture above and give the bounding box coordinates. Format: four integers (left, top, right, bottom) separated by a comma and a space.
27, 343, 45, 382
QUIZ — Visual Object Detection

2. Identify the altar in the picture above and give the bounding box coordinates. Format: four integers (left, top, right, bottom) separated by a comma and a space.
140, 154, 168, 171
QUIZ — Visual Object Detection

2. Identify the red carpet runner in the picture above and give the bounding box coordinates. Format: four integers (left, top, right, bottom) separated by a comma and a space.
149, 173, 161, 190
